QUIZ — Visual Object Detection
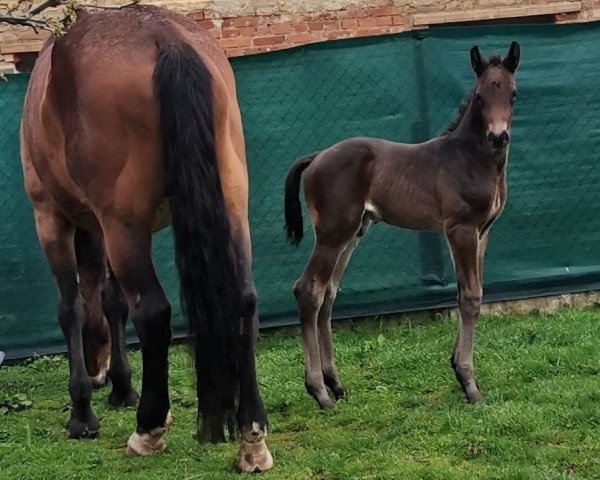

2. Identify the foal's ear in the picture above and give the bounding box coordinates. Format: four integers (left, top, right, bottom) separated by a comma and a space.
503, 41, 520, 73
470, 46, 487, 77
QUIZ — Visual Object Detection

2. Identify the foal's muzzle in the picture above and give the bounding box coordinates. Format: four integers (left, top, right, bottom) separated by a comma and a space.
487, 131, 509, 151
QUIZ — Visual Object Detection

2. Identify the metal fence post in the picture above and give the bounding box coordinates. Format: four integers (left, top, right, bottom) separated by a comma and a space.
412, 32, 446, 286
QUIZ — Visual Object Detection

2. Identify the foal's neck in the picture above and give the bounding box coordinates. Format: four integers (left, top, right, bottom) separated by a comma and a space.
444, 96, 508, 171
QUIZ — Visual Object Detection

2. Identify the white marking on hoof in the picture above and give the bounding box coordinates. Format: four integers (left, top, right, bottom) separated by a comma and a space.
125, 425, 167, 457
165, 410, 173, 429
236, 438, 273, 473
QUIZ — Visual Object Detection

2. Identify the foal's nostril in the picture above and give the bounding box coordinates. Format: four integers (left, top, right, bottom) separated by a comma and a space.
488, 131, 509, 147
251, 430, 259, 437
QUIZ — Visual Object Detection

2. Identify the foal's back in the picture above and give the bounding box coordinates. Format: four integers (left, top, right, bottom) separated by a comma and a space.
302, 135, 468, 234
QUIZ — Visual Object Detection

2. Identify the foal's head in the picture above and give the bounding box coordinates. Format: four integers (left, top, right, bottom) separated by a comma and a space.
470, 41, 520, 155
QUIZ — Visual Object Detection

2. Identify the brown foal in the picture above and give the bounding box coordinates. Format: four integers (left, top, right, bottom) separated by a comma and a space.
285, 43, 520, 409
21, 6, 271, 471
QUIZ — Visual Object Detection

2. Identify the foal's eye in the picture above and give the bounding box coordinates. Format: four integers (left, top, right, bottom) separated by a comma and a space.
510, 91, 517, 105
475, 93, 483, 106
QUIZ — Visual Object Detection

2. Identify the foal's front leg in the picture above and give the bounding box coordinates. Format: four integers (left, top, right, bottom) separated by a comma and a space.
446, 224, 483, 403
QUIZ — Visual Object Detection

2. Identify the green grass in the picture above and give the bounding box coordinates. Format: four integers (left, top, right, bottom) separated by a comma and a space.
1, 308, 600, 479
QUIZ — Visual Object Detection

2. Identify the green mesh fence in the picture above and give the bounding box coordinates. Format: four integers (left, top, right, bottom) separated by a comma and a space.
2, 22, 600, 359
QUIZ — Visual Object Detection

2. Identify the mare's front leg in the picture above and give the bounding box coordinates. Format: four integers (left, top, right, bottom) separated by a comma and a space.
74, 228, 112, 390
446, 223, 483, 403
102, 266, 138, 407
35, 209, 99, 437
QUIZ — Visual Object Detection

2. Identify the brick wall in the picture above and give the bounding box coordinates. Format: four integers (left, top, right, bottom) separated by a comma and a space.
1, 0, 598, 73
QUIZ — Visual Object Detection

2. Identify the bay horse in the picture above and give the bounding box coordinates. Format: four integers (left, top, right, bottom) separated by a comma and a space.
285, 43, 520, 410
20, 5, 272, 472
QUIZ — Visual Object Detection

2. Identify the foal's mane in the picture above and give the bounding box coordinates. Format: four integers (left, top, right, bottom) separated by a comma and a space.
441, 91, 473, 135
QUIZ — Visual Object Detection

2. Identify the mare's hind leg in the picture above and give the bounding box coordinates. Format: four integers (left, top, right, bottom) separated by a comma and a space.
34, 209, 99, 438
317, 223, 368, 400
294, 232, 356, 410
231, 228, 273, 473
75, 228, 111, 389
446, 223, 483, 404
102, 221, 172, 456
103, 265, 138, 407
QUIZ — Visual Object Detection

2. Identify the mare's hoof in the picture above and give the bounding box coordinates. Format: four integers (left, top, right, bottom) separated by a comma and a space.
236, 439, 274, 473
67, 416, 100, 439
125, 410, 172, 456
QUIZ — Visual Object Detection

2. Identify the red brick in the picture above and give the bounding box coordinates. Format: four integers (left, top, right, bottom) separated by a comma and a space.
293, 21, 310, 32
392, 15, 405, 25
253, 35, 285, 46
340, 18, 359, 29
343, 8, 369, 19
207, 29, 221, 40
325, 20, 342, 30
376, 16, 393, 26
308, 21, 325, 31
328, 31, 352, 40
239, 26, 258, 36
272, 23, 293, 34
221, 28, 239, 38
358, 17, 378, 28
255, 26, 273, 35
223, 16, 259, 28
219, 36, 252, 48
370, 6, 403, 17
197, 19, 216, 29
287, 32, 323, 44
187, 11, 204, 21
356, 28, 383, 37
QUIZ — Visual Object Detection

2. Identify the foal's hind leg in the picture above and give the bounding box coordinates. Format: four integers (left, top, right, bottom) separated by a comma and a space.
75, 228, 111, 389
318, 232, 363, 401
102, 221, 172, 456
446, 224, 483, 404
294, 234, 355, 409
34, 210, 99, 437
103, 266, 138, 407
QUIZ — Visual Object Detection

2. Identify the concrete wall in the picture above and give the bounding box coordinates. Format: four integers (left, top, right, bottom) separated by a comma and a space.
1, 0, 597, 73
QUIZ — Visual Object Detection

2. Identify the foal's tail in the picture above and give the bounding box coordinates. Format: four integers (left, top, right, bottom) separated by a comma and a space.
154, 42, 240, 442
284, 153, 318, 246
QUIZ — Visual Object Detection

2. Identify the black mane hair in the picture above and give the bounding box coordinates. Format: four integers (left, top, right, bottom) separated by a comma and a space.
442, 91, 474, 135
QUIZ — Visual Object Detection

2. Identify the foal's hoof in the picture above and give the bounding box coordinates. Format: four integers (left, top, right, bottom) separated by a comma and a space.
108, 389, 139, 408
332, 386, 348, 401
317, 397, 336, 410
67, 416, 100, 439
465, 383, 482, 404
236, 439, 274, 473
125, 410, 172, 456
